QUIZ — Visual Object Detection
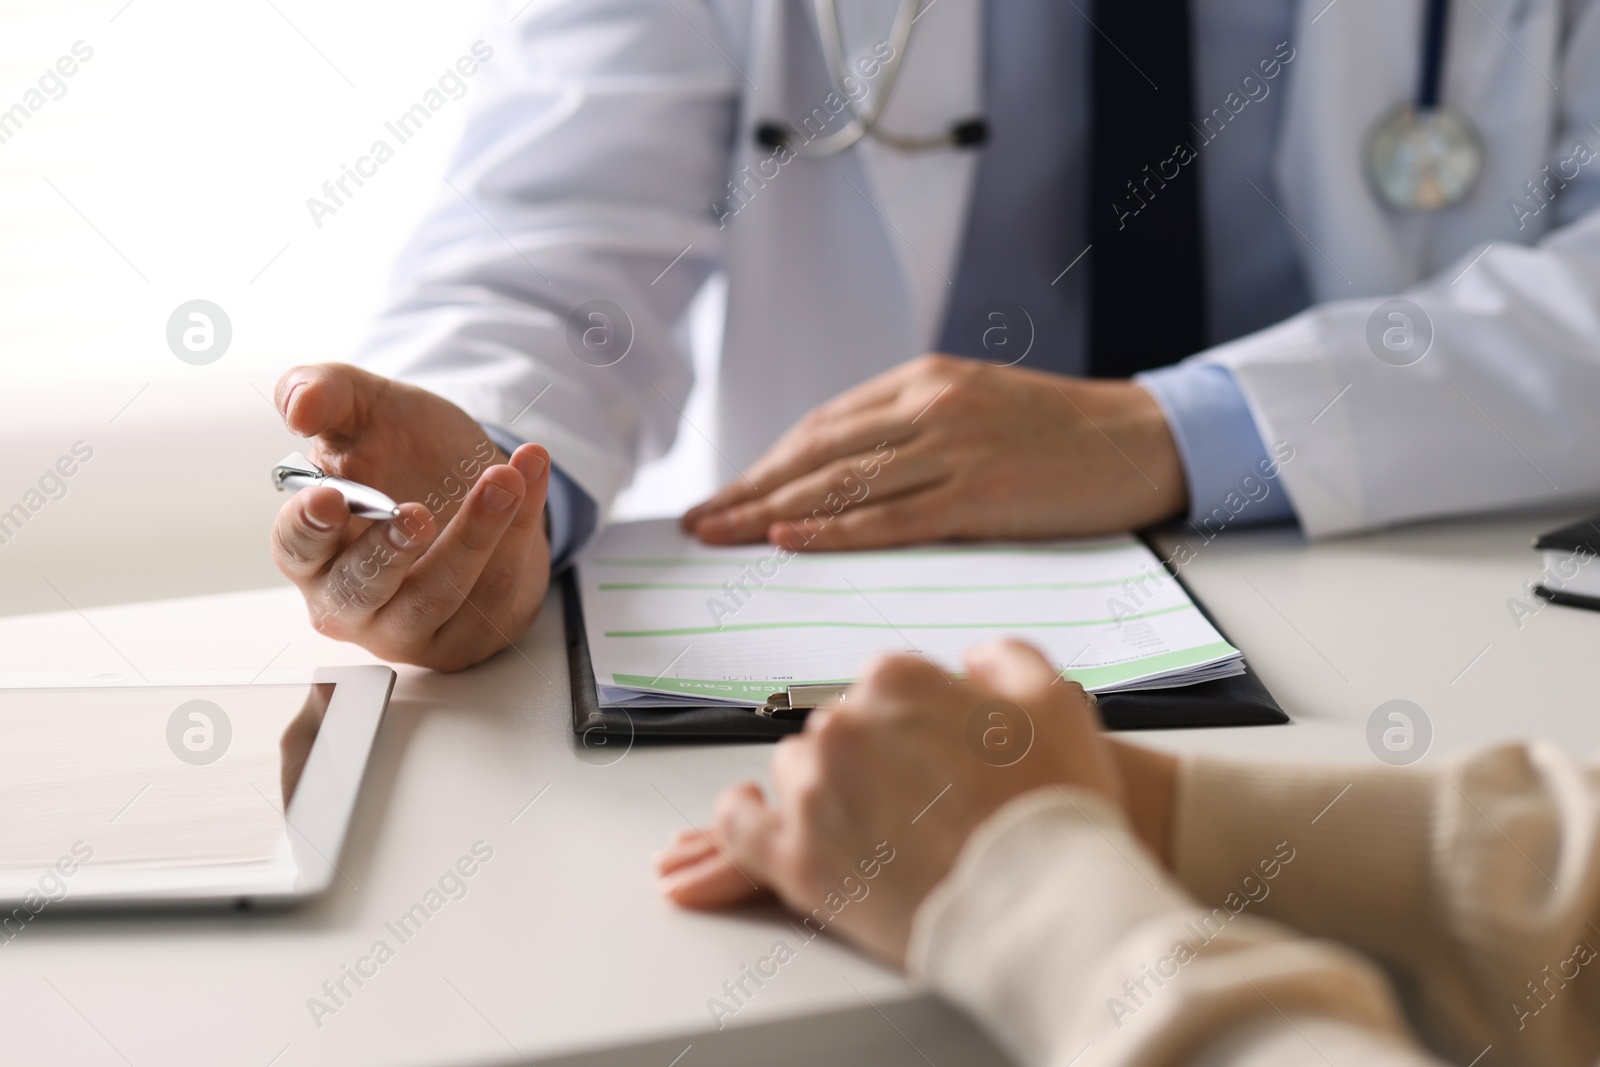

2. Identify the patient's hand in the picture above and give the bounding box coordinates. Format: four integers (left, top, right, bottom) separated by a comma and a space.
654, 640, 1175, 966
682, 355, 1188, 550
269, 364, 552, 672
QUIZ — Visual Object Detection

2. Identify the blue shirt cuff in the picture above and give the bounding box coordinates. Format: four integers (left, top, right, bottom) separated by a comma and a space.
481, 424, 599, 570
1134, 363, 1297, 531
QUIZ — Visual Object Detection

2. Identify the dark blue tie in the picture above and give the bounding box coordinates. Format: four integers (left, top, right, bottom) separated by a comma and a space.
1087, 0, 1208, 377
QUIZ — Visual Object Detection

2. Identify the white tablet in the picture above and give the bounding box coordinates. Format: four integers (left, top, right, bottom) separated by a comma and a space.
0, 666, 394, 910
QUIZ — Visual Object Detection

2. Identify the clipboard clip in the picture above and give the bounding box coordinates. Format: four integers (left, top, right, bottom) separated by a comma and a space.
757, 684, 850, 720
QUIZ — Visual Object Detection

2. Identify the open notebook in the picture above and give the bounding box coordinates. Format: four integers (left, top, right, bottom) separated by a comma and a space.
579, 519, 1244, 710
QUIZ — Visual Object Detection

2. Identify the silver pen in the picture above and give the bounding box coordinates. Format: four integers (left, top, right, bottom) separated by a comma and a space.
272, 452, 401, 521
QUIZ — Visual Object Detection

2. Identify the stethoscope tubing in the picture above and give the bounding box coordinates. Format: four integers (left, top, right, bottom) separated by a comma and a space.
1416, 0, 1451, 111
762, 0, 986, 156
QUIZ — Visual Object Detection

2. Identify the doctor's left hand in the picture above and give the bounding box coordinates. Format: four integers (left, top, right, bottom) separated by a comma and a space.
681, 355, 1188, 549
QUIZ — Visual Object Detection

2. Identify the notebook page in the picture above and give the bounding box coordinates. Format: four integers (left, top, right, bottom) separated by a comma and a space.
580, 519, 1239, 703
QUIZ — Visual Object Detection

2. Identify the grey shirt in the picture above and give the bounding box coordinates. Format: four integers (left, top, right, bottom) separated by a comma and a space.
938, 0, 1309, 367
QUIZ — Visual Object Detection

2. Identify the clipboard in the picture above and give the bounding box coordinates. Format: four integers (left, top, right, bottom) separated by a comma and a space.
563, 544, 1288, 743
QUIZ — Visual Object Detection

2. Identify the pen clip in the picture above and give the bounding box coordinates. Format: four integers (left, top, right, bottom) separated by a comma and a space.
271, 451, 323, 491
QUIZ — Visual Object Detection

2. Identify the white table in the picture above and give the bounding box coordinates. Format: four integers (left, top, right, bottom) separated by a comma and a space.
2, 510, 1596, 1067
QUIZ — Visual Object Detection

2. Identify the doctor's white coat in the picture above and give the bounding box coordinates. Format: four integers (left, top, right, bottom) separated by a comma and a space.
356, 0, 1600, 538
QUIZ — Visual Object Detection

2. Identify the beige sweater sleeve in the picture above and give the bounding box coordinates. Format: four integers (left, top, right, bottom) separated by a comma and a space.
906, 742, 1600, 1067
1174, 742, 1600, 1067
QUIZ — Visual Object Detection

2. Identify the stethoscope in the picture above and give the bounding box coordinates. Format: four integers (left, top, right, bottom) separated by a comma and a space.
754, 0, 988, 154
760, 0, 1480, 210
1365, 0, 1484, 211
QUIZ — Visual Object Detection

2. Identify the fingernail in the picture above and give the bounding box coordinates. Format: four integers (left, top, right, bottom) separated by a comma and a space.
397, 511, 429, 545
386, 521, 414, 550
281, 382, 305, 426
513, 450, 547, 483
770, 526, 804, 551
483, 483, 518, 513
303, 503, 334, 532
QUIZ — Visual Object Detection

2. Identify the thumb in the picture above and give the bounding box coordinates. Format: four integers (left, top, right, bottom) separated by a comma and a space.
962, 638, 1068, 704
711, 780, 781, 891
275, 363, 378, 440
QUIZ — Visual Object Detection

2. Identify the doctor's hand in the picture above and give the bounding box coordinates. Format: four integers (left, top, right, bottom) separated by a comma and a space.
682, 355, 1187, 549
652, 640, 1178, 966
269, 364, 552, 672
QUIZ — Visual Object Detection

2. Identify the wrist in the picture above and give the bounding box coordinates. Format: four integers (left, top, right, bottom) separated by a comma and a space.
1106, 740, 1178, 867
1058, 377, 1188, 527
1122, 381, 1190, 522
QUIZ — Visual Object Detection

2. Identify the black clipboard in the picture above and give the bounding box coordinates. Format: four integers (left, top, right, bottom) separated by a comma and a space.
565, 545, 1288, 743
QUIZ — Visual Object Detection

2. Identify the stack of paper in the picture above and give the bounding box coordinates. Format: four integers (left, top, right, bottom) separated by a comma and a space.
580, 519, 1242, 708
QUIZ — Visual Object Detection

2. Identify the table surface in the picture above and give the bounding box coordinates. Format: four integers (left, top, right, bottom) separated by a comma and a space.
3, 509, 1597, 1067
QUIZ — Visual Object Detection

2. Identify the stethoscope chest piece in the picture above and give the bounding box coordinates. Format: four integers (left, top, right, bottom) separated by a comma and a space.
1366, 102, 1483, 212
1363, 0, 1483, 212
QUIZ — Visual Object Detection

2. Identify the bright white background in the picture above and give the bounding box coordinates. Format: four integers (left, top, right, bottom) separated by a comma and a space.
1, 0, 484, 384
0, 0, 717, 615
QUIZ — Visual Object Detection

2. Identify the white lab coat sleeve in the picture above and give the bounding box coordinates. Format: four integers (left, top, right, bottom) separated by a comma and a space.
1194, 5, 1600, 539
352, 0, 741, 513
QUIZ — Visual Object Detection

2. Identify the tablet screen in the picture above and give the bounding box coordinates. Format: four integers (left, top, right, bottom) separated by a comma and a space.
0, 684, 334, 881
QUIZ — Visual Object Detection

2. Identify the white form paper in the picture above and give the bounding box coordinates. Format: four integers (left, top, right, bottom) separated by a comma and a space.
580, 519, 1241, 706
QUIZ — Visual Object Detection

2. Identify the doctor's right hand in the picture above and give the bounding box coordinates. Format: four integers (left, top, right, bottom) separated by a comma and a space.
269, 364, 553, 672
